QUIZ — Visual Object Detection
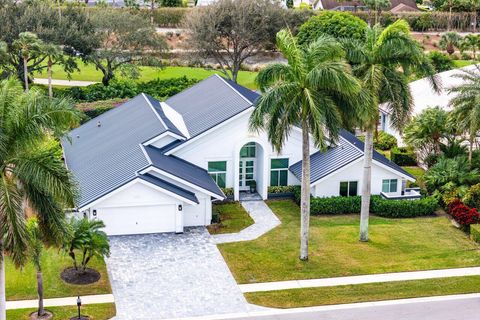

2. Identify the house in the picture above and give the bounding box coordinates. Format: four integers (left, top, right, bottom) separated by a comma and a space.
62, 75, 414, 236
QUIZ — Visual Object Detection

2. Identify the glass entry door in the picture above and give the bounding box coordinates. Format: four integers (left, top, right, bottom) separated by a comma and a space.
239, 159, 255, 191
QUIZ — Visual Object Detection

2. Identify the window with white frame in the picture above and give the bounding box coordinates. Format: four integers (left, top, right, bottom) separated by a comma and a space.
240, 142, 256, 158
339, 181, 358, 197
270, 158, 289, 186
208, 161, 226, 188
382, 179, 398, 193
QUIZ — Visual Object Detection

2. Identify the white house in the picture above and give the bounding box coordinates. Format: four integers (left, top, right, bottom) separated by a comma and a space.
62, 75, 414, 236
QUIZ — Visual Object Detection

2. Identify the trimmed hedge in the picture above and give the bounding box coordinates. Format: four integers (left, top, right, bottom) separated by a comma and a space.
471, 224, 480, 243
268, 185, 297, 194
391, 147, 417, 166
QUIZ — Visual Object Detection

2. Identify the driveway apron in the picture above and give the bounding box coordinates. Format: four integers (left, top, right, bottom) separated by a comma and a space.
106, 227, 253, 320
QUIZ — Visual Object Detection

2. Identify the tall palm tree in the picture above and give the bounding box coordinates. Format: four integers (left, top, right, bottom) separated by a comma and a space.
0, 79, 79, 320
250, 30, 367, 260
26, 218, 46, 318
341, 20, 438, 242
42, 43, 63, 99
12, 32, 43, 91
449, 67, 480, 163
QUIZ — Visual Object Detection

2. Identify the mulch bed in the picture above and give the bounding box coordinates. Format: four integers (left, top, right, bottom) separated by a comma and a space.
61, 267, 100, 285
29, 311, 53, 320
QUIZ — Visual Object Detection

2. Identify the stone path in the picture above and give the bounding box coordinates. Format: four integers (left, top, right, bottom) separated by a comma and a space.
6, 294, 114, 310
33, 78, 98, 87
212, 201, 280, 244
106, 228, 260, 320
239, 267, 480, 293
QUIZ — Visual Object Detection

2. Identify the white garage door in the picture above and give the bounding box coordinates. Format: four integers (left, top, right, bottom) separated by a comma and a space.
95, 204, 176, 236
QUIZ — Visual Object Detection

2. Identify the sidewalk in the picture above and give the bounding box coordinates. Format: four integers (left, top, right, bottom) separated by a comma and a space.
33, 78, 98, 87
6, 294, 114, 310
239, 267, 480, 293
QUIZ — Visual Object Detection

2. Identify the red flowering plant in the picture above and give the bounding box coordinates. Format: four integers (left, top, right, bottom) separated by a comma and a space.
447, 199, 480, 226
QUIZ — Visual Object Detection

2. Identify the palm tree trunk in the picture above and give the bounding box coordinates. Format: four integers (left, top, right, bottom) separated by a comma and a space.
360, 128, 373, 242
151, 0, 155, 25
36, 271, 45, 317
469, 134, 474, 164
47, 59, 53, 99
0, 240, 6, 320
300, 120, 311, 261
23, 57, 29, 92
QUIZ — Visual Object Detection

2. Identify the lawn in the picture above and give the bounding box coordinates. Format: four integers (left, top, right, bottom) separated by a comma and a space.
7, 303, 116, 320
245, 275, 480, 308
218, 200, 480, 284
208, 202, 254, 234
453, 60, 476, 68
402, 166, 426, 188
6, 247, 111, 300
35, 61, 258, 89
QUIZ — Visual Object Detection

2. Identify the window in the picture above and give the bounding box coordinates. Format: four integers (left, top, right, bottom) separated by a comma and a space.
208, 161, 226, 188
339, 181, 358, 197
240, 142, 256, 158
270, 158, 289, 186
382, 179, 398, 193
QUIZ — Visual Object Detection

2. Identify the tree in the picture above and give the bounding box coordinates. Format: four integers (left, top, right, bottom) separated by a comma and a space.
42, 43, 63, 98
460, 34, 480, 60
362, 0, 391, 25
184, 0, 285, 83
161, 0, 182, 6
64, 218, 110, 272
88, 9, 167, 86
286, 0, 294, 8
449, 67, 480, 163
0, 79, 79, 320
424, 156, 479, 193
250, 30, 366, 260
341, 20, 438, 242
26, 218, 47, 318
439, 32, 462, 55
12, 32, 43, 91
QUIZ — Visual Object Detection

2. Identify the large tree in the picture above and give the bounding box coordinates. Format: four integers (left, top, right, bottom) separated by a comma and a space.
12, 32, 43, 91
340, 20, 438, 242
0, 79, 79, 320
184, 0, 285, 83
87, 9, 167, 86
250, 30, 366, 260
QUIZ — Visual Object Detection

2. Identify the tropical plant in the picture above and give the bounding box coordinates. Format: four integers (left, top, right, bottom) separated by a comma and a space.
12, 32, 43, 91
250, 29, 366, 260
0, 79, 79, 320
26, 218, 47, 318
449, 67, 480, 163
427, 51, 454, 73
460, 34, 480, 59
424, 156, 479, 193
463, 183, 480, 209
341, 20, 438, 241
439, 32, 462, 55
64, 218, 110, 272
362, 0, 391, 25
42, 43, 63, 99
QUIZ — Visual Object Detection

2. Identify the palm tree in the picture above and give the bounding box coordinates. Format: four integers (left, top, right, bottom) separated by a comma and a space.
42, 43, 62, 99
26, 218, 47, 318
0, 79, 79, 320
341, 20, 438, 242
449, 67, 480, 163
460, 34, 480, 60
13, 32, 43, 92
439, 32, 462, 56
250, 30, 367, 260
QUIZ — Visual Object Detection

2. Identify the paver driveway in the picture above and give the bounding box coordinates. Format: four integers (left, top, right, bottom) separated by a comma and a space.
106, 227, 255, 320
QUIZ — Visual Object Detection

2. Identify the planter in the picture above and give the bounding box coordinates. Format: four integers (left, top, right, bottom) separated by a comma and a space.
267, 192, 295, 200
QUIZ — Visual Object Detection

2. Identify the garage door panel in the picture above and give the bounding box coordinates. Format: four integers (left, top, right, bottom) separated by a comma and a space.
96, 204, 176, 236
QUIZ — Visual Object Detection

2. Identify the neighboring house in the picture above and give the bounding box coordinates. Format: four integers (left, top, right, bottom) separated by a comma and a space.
62, 75, 414, 236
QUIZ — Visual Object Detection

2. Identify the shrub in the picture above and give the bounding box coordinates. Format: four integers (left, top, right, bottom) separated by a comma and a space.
370, 196, 438, 218
374, 131, 397, 150
447, 199, 480, 226
76, 98, 128, 123
221, 187, 234, 197
268, 185, 297, 194
471, 224, 480, 243
428, 51, 454, 73
463, 183, 480, 209
146, 7, 189, 27
297, 11, 367, 45
391, 147, 417, 166
309, 196, 362, 215
424, 156, 479, 193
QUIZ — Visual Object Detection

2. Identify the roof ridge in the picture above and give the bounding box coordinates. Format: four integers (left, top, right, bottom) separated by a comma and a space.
141, 93, 168, 130
214, 74, 254, 105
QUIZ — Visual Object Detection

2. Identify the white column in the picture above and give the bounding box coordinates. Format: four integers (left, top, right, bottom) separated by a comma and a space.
234, 151, 240, 201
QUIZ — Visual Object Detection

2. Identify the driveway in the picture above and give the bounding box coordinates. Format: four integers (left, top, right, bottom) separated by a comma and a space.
106, 228, 257, 320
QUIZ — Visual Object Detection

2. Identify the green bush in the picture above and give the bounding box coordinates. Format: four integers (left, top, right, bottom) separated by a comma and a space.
463, 183, 480, 209
221, 188, 234, 197
144, 7, 189, 27
391, 147, 417, 166
268, 185, 297, 194
470, 224, 480, 243
374, 131, 398, 151
297, 11, 367, 45
428, 51, 454, 73
370, 196, 438, 218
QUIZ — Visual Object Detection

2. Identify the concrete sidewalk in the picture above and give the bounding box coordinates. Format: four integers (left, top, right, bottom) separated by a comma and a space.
33, 78, 98, 87
239, 267, 480, 293
6, 294, 114, 310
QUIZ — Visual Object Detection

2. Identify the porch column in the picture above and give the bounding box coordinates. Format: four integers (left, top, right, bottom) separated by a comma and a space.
234, 151, 240, 201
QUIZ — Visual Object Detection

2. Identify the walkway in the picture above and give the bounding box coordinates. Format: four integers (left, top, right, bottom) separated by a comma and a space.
6, 294, 114, 310
239, 267, 480, 293
212, 200, 280, 244
33, 78, 98, 87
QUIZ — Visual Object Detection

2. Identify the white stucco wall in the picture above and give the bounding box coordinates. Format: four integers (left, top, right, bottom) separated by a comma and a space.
312, 159, 407, 198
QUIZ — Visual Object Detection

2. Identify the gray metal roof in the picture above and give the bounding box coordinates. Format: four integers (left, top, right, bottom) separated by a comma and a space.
144, 146, 225, 199
144, 94, 185, 138
138, 173, 199, 204
166, 75, 254, 137
289, 130, 414, 184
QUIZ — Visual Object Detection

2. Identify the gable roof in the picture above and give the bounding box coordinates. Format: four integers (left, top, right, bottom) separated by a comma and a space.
138, 173, 199, 204
143, 94, 185, 138
289, 130, 414, 184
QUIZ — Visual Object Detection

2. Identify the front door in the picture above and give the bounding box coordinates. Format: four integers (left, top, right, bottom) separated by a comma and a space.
239, 159, 255, 191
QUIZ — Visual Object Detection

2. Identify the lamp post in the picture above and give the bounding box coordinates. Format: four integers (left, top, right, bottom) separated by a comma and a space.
77, 296, 82, 320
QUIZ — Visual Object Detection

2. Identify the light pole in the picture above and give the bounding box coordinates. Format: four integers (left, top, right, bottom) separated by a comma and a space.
77, 296, 82, 320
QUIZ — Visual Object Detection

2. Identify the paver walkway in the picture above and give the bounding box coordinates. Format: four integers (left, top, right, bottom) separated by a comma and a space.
33, 78, 98, 87
239, 267, 480, 293
106, 228, 260, 320
212, 201, 280, 244
6, 294, 114, 310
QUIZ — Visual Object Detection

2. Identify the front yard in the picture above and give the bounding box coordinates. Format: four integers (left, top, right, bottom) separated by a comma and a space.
208, 202, 254, 235
218, 200, 480, 284
7, 303, 116, 320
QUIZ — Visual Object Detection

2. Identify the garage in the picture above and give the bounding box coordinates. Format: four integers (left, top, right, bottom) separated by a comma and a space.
95, 204, 177, 236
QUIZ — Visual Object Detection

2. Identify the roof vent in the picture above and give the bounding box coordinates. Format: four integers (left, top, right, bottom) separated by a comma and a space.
97, 121, 101, 127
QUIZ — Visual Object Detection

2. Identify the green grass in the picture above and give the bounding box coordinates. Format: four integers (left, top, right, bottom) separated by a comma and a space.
208, 202, 254, 234
7, 303, 116, 320
35, 61, 258, 89
402, 166, 426, 188
245, 276, 480, 308
218, 200, 480, 284
6, 247, 112, 300
453, 60, 476, 68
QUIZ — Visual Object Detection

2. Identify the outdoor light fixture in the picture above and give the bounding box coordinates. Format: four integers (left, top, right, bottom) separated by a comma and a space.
178, 205, 183, 211
77, 296, 82, 320
92, 209, 97, 217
